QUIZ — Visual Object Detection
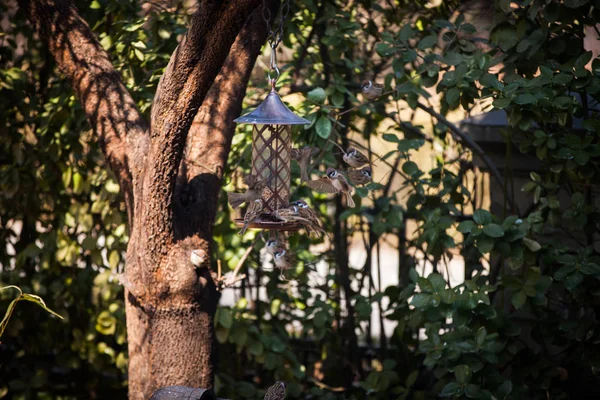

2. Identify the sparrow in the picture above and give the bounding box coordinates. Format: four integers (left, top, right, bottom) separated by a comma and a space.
265, 237, 286, 256
238, 198, 264, 235
291, 199, 325, 236
306, 167, 355, 208
327, 140, 370, 168
343, 147, 370, 168
345, 166, 372, 186
228, 174, 266, 210
244, 173, 268, 190
361, 80, 384, 100
291, 146, 320, 182
264, 381, 286, 400
273, 249, 297, 277
274, 204, 311, 224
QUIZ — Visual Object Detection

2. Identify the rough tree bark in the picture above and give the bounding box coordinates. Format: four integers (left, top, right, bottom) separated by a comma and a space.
18, 0, 273, 398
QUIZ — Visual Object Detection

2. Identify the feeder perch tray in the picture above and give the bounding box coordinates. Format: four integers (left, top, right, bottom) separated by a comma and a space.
234, 214, 301, 232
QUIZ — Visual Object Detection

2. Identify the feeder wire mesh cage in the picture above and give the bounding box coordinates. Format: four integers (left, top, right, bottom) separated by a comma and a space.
233, 82, 309, 231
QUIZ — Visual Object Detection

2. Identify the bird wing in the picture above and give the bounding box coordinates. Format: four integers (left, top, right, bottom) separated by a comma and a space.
306, 178, 338, 193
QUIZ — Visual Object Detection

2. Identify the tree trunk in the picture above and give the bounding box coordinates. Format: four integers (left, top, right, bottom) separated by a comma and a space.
18, 0, 273, 398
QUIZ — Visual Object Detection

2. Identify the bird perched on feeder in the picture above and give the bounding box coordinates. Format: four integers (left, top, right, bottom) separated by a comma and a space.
291, 146, 319, 182
275, 204, 308, 224
361, 80, 384, 100
227, 174, 267, 209
306, 167, 355, 208
238, 198, 264, 235
291, 199, 325, 236
345, 166, 373, 186
264, 381, 287, 400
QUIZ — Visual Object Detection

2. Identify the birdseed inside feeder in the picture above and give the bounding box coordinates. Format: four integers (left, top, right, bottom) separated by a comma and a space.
233, 82, 310, 231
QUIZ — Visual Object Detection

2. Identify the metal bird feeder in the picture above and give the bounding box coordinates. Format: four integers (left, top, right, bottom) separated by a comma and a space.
231, 0, 309, 231
233, 82, 310, 231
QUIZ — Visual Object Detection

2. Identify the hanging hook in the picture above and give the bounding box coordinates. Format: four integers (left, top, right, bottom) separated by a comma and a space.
267, 43, 280, 84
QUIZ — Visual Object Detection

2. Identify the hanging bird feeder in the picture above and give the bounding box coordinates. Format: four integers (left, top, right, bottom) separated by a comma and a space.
233, 15, 310, 231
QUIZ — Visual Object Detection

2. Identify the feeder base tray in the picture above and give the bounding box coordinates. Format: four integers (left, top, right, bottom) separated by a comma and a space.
234, 214, 301, 231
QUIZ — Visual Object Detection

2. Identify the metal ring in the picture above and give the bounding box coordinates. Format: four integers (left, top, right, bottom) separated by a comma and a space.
267, 66, 280, 83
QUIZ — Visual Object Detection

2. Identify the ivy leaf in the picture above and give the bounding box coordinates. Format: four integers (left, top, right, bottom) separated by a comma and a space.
315, 116, 332, 139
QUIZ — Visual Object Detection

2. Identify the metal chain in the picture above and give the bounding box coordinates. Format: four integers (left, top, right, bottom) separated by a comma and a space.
262, 0, 291, 83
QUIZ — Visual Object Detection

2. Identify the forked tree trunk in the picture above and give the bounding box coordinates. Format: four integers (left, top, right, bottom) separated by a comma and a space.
18, 0, 273, 398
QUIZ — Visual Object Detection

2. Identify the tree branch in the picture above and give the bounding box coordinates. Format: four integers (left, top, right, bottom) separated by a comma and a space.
143, 0, 261, 256
173, 2, 277, 240
415, 101, 519, 214
18, 0, 149, 223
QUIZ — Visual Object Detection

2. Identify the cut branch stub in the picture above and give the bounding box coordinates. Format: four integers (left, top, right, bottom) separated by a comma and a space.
234, 87, 309, 230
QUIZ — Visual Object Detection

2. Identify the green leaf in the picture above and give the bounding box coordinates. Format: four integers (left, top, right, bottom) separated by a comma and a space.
218, 308, 233, 328
457, 220, 477, 233
514, 93, 537, 105
493, 97, 511, 109
90, 0, 101, 9
402, 161, 419, 176
315, 116, 332, 139
382, 133, 400, 143
398, 24, 414, 41
248, 340, 264, 356
417, 35, 437, 50
473, 209, 492, 225
580, 263, 600, 275
443, 52, 463, 66
454, 365, 472, 384
477, 236, 495, 254
564, 271, 583, 290
522, 237, 541, 252
428, 273, 446, 292
133, 48, 144, 62
475, 327, 487, 346
405, 370, 418, 387
483, 223, 504, 238
446, 87, 460, 106
464, 384, 481, 398
512, 290, 527, 309
410, 293, 431, 308
440, 382, 461, 397
308, 87, 327, 103
397, 139, 424, 152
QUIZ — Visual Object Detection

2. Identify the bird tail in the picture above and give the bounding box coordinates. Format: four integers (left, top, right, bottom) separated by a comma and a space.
345, 192, 355, 208
301, 169, 309, 182
228, 192, 245, 209
238, 224, 248, 236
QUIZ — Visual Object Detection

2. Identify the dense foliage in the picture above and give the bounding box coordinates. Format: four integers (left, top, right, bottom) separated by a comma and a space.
1, 0, 600, 399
